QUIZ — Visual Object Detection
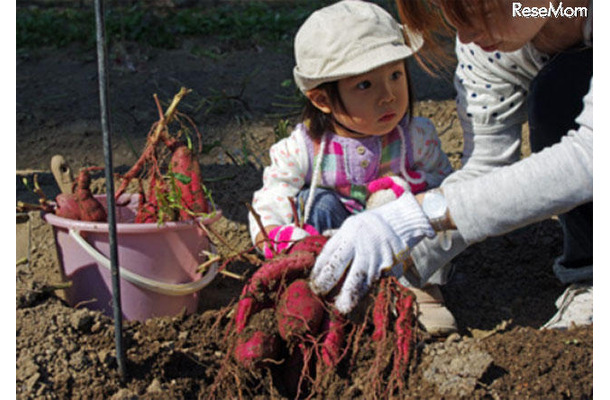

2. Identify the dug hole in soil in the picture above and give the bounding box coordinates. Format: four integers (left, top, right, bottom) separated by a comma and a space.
16, 6, 592, 400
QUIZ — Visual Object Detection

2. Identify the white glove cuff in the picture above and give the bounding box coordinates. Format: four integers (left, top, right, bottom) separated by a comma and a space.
372, 193, 435, 245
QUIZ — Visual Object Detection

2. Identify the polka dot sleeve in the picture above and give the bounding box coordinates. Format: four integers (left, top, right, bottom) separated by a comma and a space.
442, 39, 550, 187
454, 39, 548, 134
247, 125, 309, 244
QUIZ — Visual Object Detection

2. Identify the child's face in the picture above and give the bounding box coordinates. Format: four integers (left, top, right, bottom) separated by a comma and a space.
333, 60, 409, 138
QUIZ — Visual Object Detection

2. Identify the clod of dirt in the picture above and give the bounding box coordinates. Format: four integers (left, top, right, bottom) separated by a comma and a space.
70, 308, 96, 333
110, 388, 139, 400
423, 338, 494, 397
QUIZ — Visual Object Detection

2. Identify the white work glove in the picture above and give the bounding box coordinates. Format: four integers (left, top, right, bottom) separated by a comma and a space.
310, 193, 435, 314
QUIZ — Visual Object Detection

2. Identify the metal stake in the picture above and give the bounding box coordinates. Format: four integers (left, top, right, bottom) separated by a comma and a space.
94, 0, 127, 380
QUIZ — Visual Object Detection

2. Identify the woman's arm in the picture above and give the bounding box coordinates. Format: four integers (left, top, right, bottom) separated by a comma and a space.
443, 39, 547, 186
437, 79, 592, 244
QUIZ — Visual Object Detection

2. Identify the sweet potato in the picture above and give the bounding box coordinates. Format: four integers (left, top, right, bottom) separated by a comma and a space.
52, 168, 106, 222
285, 234, 327, 257
74, 168, 107, 222
170, 144, 210, 219
233, 331, 280, 369
234, 247, 318, 333
54, 193, 81, 220
320, 308, 346, 368
115, 88, 214, 225
234, 288, 263, 334
276, 279, 324, 342
135, 175, 162, 223
233, 308, 280, 369
135, 201, 157, 224
371, 288, 390, 342
394, 290, 415, 372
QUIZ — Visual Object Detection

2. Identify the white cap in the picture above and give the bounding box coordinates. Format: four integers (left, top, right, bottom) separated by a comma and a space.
293, 0, 423, 93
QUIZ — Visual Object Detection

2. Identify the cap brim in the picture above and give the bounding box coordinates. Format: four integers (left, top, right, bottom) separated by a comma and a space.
295, 32, 423, 92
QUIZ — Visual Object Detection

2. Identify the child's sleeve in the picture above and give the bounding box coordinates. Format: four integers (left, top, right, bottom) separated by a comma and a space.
408, 117, 453, 189
248, 126, 310, 245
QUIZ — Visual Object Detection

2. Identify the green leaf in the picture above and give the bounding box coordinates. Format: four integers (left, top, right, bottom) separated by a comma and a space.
173, 172, 192, 185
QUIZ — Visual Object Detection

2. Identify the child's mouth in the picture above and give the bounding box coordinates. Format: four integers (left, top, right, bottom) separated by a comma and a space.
378, 112, 396, 122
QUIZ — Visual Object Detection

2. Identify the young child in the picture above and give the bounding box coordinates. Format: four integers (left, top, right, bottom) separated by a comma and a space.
249, 0, 452, 257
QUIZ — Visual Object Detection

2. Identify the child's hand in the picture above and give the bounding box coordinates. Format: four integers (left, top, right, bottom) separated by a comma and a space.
263, 224, 320, 259
366, 176, 409, 209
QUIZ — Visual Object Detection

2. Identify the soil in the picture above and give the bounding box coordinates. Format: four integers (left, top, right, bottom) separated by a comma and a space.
16, 3, 593, 399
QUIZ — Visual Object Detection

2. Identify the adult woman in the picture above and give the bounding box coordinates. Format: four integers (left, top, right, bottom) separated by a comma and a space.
309, 0, 593, 332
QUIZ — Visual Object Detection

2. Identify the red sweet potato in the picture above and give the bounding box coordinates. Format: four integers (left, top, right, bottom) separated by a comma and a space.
233, 330, 280, 369
135, 175, 161, 223
53, 168, 106, 222
276, 279, 324, 342
320, 308, 346, 368
170, 144, 210, 219
55, 193, 81, 220
135, 201, 157, 224
394, 291, 415, 370
75, 169, 107, 222
249, 251, 316, 294
233, 308, 280, 369
235, 288, 262, 334
371, 287, 390, 342
286, 234, 328, 257
234, 250, 317, 334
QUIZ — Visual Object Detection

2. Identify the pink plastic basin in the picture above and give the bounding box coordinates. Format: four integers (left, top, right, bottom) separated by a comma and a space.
43, 194, 221, 321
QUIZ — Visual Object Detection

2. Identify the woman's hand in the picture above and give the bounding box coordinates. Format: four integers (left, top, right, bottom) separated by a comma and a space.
309, 193, 435, 314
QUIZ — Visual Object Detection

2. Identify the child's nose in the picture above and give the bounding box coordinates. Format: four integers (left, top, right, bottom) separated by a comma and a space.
379, 83, 395, 104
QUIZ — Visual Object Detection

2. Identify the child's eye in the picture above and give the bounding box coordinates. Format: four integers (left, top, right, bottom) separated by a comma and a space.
391, 71, 403, 80
356, 80, 371, 90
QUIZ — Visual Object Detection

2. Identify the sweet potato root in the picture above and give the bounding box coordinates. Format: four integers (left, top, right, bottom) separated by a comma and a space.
135, 175, 163, 223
